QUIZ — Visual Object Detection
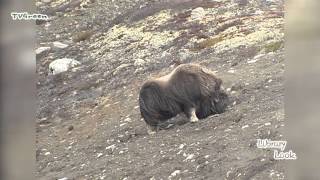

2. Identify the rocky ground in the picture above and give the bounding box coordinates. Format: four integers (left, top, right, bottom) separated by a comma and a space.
36, 0, 285, 179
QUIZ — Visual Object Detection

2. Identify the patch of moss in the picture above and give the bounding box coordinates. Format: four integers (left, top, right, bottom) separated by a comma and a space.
192, 36, 224, 51
263, 41, 284, 53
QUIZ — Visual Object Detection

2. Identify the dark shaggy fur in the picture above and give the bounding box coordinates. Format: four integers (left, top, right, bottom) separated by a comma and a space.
139, 64, 229, 130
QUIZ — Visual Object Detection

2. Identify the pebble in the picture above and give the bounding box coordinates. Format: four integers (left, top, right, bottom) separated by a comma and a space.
68, 125, 74, 131
190, 7, 206, 21
113, 64, 130, 75
179, 144, 185, 149
53, 41, 69, 49
133, 58, 146, 66
184, 154, 195, 161
241, 125, 249, 129
57, 178, 68, 180
97, 153, 103, 158
228, 69, 235, 73
35, 46, 51, 55
170, 170, 181, 177
106, 144, 116, 152
41, 0, 51, 3
247, 59, 258, 64
123, 117, 131, 122
265, 122, 271, 126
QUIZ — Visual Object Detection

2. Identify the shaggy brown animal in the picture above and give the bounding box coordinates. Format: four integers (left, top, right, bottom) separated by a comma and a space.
139, 64, 229, 132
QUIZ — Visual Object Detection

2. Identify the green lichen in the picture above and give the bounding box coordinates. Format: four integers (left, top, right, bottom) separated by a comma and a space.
192, 36, 224, 51
263, 41, 284, 53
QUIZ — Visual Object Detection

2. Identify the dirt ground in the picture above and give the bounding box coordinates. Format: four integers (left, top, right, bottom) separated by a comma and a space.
36, 0, 285, 179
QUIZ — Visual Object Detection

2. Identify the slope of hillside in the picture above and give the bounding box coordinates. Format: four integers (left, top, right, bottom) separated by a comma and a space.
36, 0, 285, 179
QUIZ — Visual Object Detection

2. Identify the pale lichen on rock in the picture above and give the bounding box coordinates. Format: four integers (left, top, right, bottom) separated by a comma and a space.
90, 10, 180, 61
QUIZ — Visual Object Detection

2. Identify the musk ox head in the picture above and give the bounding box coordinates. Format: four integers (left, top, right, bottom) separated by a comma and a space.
139, 64, 229, 132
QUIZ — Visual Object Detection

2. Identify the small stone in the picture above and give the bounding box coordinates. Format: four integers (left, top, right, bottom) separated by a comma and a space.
44, 152, 51, 156
233, 114, 242, 123
247, 59, 258, 64
106, 144, 116, 152
241, 125, 249, 129
68, 125, 74, 131
190, 7, 206, 21
226, 170, 232, 177
124, 117, 131, 122
35, 46, 51, 55
41, 0, 51, 3
53, 41, 69, 49
265, 122, 271, 126
35, 2, 43, 6
119, 123, 126, 127
170, 170, 181, 177
97, 153, 103, 158
228, 69, 235, 73
57, 178, 68, 180
113, 64, 130, 75
184, 154, 195, 161
178, 49, 190, 61
133, 59, 146, 66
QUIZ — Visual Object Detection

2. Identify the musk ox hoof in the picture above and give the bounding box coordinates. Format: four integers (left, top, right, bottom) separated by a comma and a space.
147, 125, 158, 135
147, 129, 156, 135
190, 116, 199, 123
147, 129, 157, 135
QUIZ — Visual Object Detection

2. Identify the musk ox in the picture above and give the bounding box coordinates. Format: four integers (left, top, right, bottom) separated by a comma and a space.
139, 63, 229, 132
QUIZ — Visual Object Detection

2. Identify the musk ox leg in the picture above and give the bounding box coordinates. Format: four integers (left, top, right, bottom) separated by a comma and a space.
189, 108, 199, 123
147, 124, 159, 135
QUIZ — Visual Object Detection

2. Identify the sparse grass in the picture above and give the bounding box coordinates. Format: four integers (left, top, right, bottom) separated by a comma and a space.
191, 36, 224, 51
263, 41, 284, 53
